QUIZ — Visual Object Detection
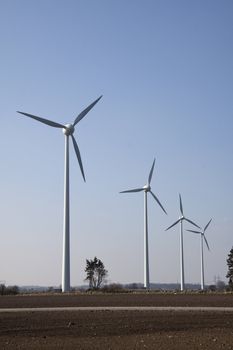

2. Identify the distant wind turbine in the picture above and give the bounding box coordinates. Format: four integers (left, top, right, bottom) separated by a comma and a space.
120, 159, 167, 289
17, 95, 102, 292
186, 219, 211, 290
165, 194, 200, 291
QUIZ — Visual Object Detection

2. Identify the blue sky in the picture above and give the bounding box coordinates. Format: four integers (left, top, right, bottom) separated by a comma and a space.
0, 0, 232, 287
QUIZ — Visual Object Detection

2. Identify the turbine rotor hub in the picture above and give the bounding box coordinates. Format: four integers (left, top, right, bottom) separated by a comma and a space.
63, 124, 75, 136
143, 184, 151, 192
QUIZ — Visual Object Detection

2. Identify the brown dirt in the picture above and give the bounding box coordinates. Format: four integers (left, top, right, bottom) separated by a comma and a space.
0, 292, 233, 308
0, 293, 233, 349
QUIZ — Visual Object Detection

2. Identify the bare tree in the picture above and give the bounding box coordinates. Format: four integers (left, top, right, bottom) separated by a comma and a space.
85, 257, 108, 289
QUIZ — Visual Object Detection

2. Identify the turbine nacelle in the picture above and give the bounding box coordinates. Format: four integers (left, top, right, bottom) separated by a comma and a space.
143, 184, 151, 192
63, 124, 75, 136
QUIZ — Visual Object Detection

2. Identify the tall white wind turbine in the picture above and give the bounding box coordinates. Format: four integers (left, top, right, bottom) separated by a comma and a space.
18, 95, 102, 292
165, 194, 200, 291
186, 219, 211, 290
120, 159, 167, 289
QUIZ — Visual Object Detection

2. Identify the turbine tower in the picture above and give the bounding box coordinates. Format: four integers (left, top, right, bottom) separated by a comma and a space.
187, 219, 211, 290
18, 95, 102, 292
120, 159, 167, 290
165, 194, 200, 291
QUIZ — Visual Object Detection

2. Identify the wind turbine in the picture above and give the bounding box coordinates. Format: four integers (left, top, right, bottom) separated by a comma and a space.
186, 219, 211, 290
165, 194, 200, 291
120, 159, 167, 289
17, 95, 102, 292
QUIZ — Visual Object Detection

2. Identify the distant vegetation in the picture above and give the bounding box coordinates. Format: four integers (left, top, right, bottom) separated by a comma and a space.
1, 282, 233, 295
0, 284, 19, 295
226, 246, 233, 290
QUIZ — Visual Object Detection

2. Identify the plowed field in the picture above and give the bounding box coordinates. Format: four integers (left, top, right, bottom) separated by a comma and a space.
0, 293, 233, 349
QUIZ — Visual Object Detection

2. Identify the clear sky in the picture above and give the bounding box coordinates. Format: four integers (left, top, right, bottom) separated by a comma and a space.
0, 0, 232, 287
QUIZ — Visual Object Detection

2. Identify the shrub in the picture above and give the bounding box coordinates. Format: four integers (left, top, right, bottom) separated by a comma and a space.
101, 283, 124, 293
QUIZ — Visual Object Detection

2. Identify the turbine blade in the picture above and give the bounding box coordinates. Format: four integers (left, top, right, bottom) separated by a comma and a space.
148, 158, 155, 185
184, 217, 200, 229
120, 188, 144, 193
204, 235, 210, 251
150, 191, 167, 214
165, 219, 181, 231
73, 95, 102, 126
204, 218, 212, 232
71, 135, 86, 182
186, 229, 201, 234
17, 111, 65, 128
179, 194, 184, 216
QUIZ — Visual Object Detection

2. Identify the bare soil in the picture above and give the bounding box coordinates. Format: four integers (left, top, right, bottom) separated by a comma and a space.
0, 293, 233, 349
